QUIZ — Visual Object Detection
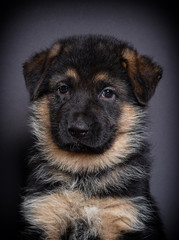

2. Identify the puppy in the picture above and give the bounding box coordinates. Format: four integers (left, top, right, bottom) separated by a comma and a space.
22, 35, 165, 240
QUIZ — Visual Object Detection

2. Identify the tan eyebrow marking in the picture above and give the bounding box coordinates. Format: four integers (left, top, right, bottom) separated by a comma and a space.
65, 68, 79, 81
93, 72, 109, 82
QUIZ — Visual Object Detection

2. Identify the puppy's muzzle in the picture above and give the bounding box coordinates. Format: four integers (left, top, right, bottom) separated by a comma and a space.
68, 114, 89, 139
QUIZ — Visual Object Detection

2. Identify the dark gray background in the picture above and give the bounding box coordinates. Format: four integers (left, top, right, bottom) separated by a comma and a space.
1, 1, 178, 239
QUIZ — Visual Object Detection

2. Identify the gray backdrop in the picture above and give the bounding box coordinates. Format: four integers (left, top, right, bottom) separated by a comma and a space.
1, 1, 178, 239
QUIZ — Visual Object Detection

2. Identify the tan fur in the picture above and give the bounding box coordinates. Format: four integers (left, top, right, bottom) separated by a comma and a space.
23, 191, 147, 240
88, 196, 145, 240
31, 96, 144, 173
93, 72, 109, 82
48, 43, 61, 58
122, 48, 143, 97
122, 48, 162, 104
122, 48, 136, 67
118, 103, 137, 133
65, 68, 79, 81
23, 192, 76, 239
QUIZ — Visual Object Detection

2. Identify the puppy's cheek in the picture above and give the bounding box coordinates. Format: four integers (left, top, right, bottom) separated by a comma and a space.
54, 121, 69, 145
50, 109, 71, 146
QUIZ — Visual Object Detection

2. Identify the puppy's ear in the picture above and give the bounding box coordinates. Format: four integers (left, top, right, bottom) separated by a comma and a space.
122, 48, 162, 105
23, 43, 61, 101
23, 50, 49, 101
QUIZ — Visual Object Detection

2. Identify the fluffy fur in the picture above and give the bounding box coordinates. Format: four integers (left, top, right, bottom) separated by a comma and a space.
22, 35, 165, 240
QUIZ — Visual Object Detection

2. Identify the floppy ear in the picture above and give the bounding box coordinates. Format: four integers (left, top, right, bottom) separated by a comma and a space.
23, 50, 49, 101
122, 48, 162, 105
23, 43, 61, 101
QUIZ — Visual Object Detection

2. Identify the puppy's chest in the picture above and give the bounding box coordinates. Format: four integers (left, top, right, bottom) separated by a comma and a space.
23, 189, 148, 240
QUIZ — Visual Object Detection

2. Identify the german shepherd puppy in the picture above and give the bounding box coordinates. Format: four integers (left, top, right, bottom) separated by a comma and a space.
22, 35, 165, 240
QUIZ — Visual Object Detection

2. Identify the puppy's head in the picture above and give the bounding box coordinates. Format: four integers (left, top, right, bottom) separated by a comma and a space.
23, 35, 162, 171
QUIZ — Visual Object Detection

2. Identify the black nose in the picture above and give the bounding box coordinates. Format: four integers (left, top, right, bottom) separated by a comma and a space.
68, 117, 89, 139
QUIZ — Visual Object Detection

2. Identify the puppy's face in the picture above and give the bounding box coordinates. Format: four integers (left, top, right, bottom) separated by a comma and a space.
24, 35, 162, 157
49, 69, 128, 154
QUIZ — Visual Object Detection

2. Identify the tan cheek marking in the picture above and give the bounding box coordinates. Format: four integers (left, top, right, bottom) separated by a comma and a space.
32, 98, 138, 173
118, 103, 137, 133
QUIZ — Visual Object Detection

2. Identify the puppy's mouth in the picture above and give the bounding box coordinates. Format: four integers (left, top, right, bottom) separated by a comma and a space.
51, 113, 116, 154
53, 127, 115, 155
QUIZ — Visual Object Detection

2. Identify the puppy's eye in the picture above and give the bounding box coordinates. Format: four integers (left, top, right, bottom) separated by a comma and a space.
58, 85, 70, 95
100, 88, 116, 100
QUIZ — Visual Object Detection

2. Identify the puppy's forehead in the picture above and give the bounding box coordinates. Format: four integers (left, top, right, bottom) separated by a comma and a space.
64, 69, 109, 82
55, 38, 122, 71
51, 68, 109, 84
48, 37, 127, 87
65, 69, 109, 82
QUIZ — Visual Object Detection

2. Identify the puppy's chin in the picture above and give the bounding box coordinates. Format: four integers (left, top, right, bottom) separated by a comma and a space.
56, 140, 113, 154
